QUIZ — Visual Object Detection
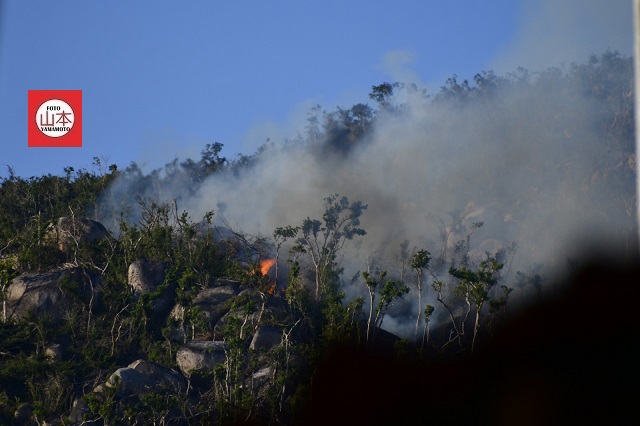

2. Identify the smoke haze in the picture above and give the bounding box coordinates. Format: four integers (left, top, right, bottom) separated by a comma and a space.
98, 53, 636, 337
492, 0, 633, 73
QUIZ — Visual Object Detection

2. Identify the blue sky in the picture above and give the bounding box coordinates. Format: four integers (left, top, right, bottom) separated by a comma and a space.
0, 0, 633, 179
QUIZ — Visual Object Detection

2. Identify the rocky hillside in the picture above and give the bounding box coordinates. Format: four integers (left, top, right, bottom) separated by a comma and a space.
0, 215, 320, 425
1, 213, 637, 425
1, 52, 638, 424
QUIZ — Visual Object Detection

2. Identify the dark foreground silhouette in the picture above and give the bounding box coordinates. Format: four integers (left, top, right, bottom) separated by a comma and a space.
298, 252, 640, 425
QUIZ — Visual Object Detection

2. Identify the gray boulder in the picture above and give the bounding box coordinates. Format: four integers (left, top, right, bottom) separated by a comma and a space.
214, 307, 261, 338
192, 283, 242, 327
128, 260, 174, 315
128, 259, 166, 294
193, 282, 242, 305
166, 304, 188, 342
106, 359, 186, 397
47, 217, 108, 251
211, 278, 243, 288
5, 267, 101, 321
249, 366, 274, 393
214, 289, 289, 339
166, 282, 243, 342
250, 325, 282, 351
176, 340, 226, 377
68, 397, 97, 425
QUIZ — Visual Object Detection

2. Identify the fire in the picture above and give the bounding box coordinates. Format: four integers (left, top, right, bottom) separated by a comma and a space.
258, 258, 277, 295
259, 258, 276, 277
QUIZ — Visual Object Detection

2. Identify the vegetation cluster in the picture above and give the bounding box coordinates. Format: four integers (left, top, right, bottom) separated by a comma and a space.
0, 51, 636, 425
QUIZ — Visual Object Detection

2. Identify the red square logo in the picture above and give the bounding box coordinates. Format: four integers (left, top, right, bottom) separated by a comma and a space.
28, 90, 82, 147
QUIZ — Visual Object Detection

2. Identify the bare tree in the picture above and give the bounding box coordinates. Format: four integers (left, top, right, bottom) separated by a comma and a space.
273, 225, 299, 287
362, 270, 386, 344
410, 249, 431, 341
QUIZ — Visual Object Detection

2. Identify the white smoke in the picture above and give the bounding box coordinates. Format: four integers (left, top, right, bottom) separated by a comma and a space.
492, 0, 633, 73
176, 83, 629, 274
98, 53, 636, 337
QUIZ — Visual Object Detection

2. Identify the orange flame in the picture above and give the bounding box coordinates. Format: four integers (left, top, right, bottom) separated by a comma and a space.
255, 258, 278, 295
259, 258, 276, 277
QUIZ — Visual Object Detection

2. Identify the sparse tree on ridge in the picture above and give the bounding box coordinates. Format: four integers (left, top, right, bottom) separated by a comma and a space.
296, 194, 367, 302
273, 225, 300, 287
422, 304, 435, 350
449, 257, 504, 355
362, 269, 409, 345
411, 249, 431, 341
373, 279, 409, 342
362, 269, 386, 344
369, 82, 395, 112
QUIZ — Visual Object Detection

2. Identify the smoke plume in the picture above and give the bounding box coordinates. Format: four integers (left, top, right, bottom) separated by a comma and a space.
98, 54, 636, 337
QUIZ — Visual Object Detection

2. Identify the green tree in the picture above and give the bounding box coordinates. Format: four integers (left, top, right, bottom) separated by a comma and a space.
198, 142, 227, 178
362, 270, 409, 345
422, 304, 435, 350
305, 104, 323, 145
373, 279, 409, 340
297, 194, 367, 302
410, 249, 431, 341
0, 259, 18, 322
273, 225, 300, 287
449, 257, 504, 355
362, 270, 386, 344
369, 82, 395, 111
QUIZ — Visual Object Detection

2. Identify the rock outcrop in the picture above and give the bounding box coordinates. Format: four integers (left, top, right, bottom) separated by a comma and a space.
128, 259, 174, 315
128, 259, 167, 294
106, 359, 186, 397
166, 280, 243, 342
192, 280, 243, 327
5, 267, 101, 321
47, 217, 109, 251
176, 340, 226, 377
213, 288, 289, 338
250, 325, 283, 351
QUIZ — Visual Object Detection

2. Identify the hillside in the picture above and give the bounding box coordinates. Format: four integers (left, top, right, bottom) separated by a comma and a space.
0, 51, 638, 425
